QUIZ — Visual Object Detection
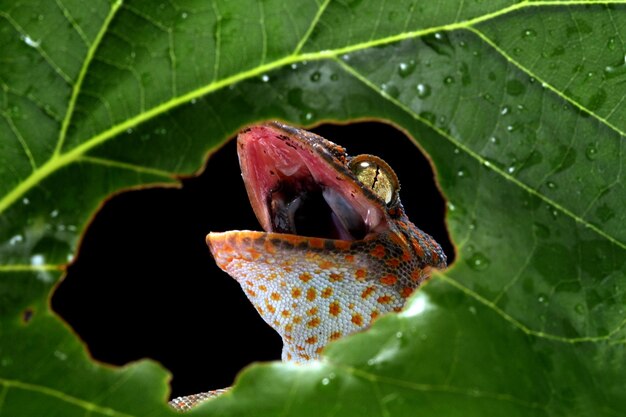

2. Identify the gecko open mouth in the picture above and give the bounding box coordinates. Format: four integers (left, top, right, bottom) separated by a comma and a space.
237, 122, 390, 241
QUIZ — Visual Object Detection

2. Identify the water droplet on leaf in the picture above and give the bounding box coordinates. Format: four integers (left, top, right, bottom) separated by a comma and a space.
397, 60, 416, 77
21, 35, 40, 48
467, 252, 490, 271
381, 83, 399, 98
522, 28, 537, 38
416, 83, 431, 98
585, 144, 598, 160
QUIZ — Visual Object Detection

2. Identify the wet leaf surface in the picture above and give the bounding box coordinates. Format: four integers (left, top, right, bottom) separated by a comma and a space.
1, 1, 625, 415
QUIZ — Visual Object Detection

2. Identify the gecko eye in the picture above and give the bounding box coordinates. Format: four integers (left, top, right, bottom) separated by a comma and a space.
348, 155, 399, 205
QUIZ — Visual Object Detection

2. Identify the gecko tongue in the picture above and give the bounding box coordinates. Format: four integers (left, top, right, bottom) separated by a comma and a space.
236, 123, 387, 241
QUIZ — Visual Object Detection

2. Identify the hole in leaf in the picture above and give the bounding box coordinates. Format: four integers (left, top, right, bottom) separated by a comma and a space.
22, 307, 33, 324
51, 121, 452, 399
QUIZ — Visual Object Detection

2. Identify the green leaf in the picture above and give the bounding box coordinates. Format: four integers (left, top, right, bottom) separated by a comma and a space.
1, 0, 625, 416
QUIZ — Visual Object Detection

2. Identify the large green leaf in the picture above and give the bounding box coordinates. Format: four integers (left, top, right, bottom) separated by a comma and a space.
1, 0, 625, 415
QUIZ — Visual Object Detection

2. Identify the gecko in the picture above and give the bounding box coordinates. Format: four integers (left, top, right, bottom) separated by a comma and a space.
169, 122, 446, 410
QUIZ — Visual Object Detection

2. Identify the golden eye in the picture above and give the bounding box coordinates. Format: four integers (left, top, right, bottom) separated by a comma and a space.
348, 155, 399, 204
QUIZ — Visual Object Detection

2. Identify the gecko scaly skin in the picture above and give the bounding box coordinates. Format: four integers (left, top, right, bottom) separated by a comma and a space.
169, 122, 446, 410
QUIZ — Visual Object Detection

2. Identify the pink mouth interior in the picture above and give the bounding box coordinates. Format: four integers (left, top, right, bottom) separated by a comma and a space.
237, 125, 387, 241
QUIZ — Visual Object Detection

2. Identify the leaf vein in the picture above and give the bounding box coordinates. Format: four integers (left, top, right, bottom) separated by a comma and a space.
293, 0, 332, 55
53, 0, 123, 156
0, 378, 138, 417
77, 155, 175, 179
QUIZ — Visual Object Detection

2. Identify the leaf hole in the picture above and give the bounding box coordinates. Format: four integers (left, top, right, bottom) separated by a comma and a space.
51, 121, 452, 400
22, 307, 34, 324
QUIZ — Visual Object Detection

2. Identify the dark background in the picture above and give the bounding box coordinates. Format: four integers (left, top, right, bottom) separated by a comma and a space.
52, 121, 454, 399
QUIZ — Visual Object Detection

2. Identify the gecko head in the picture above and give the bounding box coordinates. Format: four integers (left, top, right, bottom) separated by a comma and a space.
206, 121, 446, 273
228, 121, 401, 241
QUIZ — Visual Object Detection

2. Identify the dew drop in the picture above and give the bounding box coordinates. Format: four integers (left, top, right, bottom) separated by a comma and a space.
30, 254, 44, 266
500, 106, 510, 115
290, 63, 298, 70
330, 73, 339, 81
321, 377, 330, 386
546, 181, 557, 189
585, 144, 598, 160
443, 76, 455, 85
50, 209, 59, 218
607, 36, 616, 51
8, 106, 21, 118
457, 169, 466, 177
9, 235, 23, 245
468, 306, 477, 314
261, 74, 270, 82
395, 331, 403, 338
489, 136, 499, 145
21, 35, 40, 48
522, 28, 537, 38
22, 197, 30, 205
416, 83, 431, 98
447, 202, 456, 211
381, 83, 399, 98
397, 60, 416, 78
54, 350, 68, 361
310, 71, 321, 82
467, 252, 490, 271
481, 93, 494, 103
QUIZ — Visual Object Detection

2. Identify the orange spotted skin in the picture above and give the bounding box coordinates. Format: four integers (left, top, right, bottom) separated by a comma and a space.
206, 122, 446, 363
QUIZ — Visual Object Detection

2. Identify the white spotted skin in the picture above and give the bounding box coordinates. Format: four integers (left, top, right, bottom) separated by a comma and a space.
208, 230, 427, 363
